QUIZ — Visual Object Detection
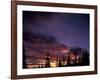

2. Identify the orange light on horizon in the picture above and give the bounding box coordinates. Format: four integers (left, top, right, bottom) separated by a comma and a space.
50, 62, 57, 68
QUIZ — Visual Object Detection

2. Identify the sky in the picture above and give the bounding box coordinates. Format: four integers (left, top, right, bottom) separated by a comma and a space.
23, 11, 89, 51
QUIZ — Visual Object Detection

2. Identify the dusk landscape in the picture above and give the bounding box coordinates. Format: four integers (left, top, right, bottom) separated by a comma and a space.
22, 11, 90, 69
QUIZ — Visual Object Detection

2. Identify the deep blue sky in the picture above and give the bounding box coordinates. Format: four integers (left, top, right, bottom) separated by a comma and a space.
23, 11, 89, 51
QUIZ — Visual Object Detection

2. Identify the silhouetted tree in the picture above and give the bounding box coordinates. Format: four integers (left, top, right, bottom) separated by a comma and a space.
56, 59, 59, 67
45, 53, 51, 67
74, 49, 77, 64
58, 60, 62, 67
78, 57, 81, 63
62, 56, 66, 66
23, 44, 27, 68
71, 47, 83, 64
82, 50, 89, 65
67, 52, 70, 65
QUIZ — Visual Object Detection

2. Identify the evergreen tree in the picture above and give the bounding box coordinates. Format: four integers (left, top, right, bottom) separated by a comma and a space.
58, 60, 62, 67
82, 50, 89, 65
45, 53, 51, 67
62, 56, 66, 66
23, 44, 27, 68
67, 52, 70, 65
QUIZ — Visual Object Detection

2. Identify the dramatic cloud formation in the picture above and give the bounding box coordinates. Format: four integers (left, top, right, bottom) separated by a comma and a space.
23, 11, 89, 51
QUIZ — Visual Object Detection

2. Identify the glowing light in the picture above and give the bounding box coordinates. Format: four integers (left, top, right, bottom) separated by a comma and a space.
61, 49, 69, 53
50, 62, 56, 68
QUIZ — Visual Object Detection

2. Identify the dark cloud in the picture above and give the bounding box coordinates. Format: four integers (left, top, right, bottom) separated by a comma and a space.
23, 11, 89, 51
